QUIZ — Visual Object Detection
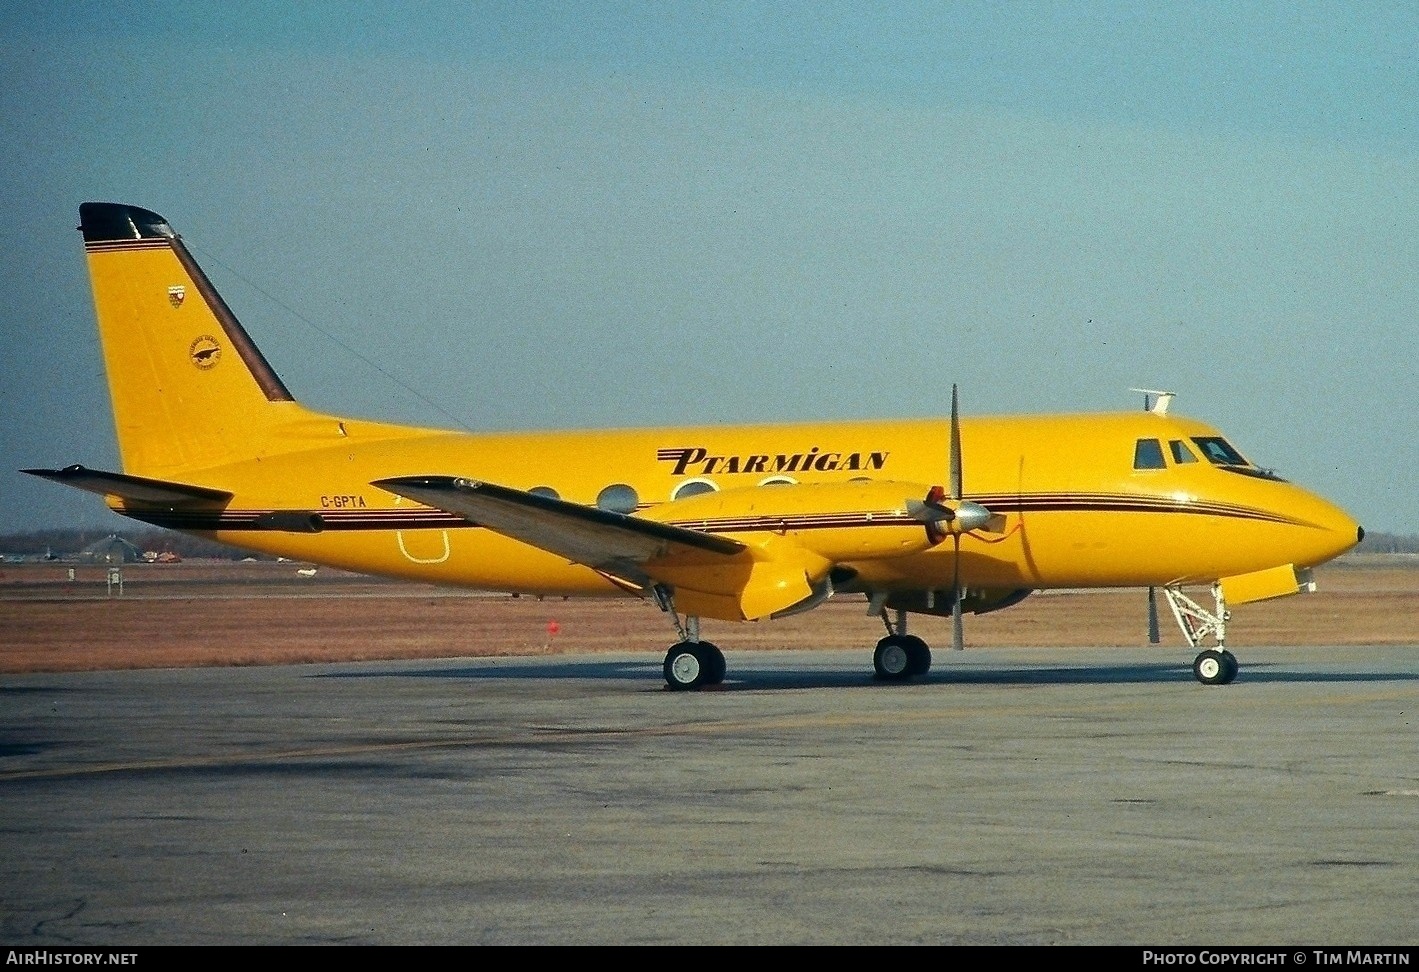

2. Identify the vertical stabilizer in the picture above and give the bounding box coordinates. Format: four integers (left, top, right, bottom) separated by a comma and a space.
79, 202, 306, 476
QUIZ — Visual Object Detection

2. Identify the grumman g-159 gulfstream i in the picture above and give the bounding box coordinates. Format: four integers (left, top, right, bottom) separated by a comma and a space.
25, 203, 1364, 690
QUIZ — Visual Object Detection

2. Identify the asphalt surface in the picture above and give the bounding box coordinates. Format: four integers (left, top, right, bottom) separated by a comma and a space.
2, 645, 1416, 946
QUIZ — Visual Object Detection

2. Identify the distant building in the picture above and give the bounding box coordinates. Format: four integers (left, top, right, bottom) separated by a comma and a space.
77, 534, 143, 565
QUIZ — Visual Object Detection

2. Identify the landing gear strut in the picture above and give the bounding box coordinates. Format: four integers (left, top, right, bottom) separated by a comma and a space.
653, 585, 724, 690
1161, 584, 1238, 685
873, 607, 931, 681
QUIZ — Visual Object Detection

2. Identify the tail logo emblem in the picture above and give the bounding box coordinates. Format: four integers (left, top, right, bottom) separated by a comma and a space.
167, 285, 186, 308
189, 335, 222, 370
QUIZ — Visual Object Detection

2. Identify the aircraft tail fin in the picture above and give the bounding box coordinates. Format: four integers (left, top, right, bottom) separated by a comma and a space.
78, 202, 321, 478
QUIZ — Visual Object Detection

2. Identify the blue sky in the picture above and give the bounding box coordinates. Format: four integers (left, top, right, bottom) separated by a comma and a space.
1, 1, 1415, 535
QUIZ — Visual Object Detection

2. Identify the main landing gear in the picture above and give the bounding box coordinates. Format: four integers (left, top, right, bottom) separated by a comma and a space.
1161, 583, 1239, 685
873, 607, 931, 681
653, 587, 940, 690
662, 636, 726, 691
653, 586, 725, 691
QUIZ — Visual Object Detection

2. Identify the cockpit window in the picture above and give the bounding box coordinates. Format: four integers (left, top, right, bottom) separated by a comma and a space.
1169, 440, 1199, 464
1133, 438, 1167, 470
1191, 436, 1249, 466
1190, 436, 1287, 481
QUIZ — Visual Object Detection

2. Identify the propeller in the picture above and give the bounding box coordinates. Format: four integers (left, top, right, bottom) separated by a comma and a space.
904, 385, 1001, 650
948, 385, 967, 650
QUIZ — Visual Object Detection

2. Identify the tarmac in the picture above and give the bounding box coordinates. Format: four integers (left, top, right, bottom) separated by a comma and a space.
2, 644, 1416, 946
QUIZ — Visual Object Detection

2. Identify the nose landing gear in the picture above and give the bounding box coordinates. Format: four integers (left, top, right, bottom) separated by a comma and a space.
1161, 584, 1239, 685
1192, 647, 1239, 685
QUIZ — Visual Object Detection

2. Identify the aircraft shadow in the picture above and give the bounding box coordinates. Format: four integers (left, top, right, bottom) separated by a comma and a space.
0, 685, 72, 697
316, 657, 1419, 691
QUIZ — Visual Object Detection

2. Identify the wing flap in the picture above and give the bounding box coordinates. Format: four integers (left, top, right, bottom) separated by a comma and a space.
372, 476, 745, 579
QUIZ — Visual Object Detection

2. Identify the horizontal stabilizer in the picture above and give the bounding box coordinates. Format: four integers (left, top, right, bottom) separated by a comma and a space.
21, 465, 232, 506
373, 476, 744, 580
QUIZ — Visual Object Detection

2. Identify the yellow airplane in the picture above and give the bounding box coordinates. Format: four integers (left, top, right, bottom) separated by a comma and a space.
26, 202, 1364, 690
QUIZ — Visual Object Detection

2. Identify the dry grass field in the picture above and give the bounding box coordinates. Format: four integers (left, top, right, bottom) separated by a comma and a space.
1, 559, 1414, 674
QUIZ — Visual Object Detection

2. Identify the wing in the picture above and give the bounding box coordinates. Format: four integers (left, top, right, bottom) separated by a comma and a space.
372, 475, 745, 586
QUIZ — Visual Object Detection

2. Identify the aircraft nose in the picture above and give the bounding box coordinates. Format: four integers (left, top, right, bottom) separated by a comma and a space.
1306, 499, 1364, 566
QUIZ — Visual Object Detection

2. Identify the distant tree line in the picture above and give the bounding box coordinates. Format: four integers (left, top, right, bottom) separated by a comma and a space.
0, 527, 272, 561
1355, 530, 1419, 555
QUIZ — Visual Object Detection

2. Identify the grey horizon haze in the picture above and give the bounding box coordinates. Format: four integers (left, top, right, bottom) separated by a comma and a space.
1, 2, 1414, 536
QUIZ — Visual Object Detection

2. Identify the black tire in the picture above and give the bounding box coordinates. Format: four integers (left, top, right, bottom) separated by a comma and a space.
873, 636, 913, 681
1219, 650, 1239, 684
1193, 649, 1232, 685
664, 641, 714, 690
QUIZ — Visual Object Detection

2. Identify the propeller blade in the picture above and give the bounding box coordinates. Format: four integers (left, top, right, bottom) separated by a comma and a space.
951, 535, 965, 650
1147, 586, 1161, 644
949, 384, 967, 649
949, 383, 963, 500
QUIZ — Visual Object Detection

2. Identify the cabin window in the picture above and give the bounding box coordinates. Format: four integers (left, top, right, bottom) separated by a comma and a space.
1169, 440, 1199, 464
1133, 438, 1167, 470
671, 479, 717, 501
528, 486, 560, 501
759, 476, 797, 486
596, 483, 639, 514
1191, 437, 1249, 466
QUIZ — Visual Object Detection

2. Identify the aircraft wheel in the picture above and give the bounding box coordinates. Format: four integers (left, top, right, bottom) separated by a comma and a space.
873, 636, 914, 681
1192, 649, 1237, 685
902, 635, 931, 676
664, 641, 716, 691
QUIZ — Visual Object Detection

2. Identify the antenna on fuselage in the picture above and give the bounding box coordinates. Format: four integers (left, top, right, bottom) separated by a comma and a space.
1130, 387, 1175, 415
1129, 385, 1174, 414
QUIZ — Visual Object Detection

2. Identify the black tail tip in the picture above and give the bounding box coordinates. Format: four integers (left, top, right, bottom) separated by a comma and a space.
78, 202, 173, 243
